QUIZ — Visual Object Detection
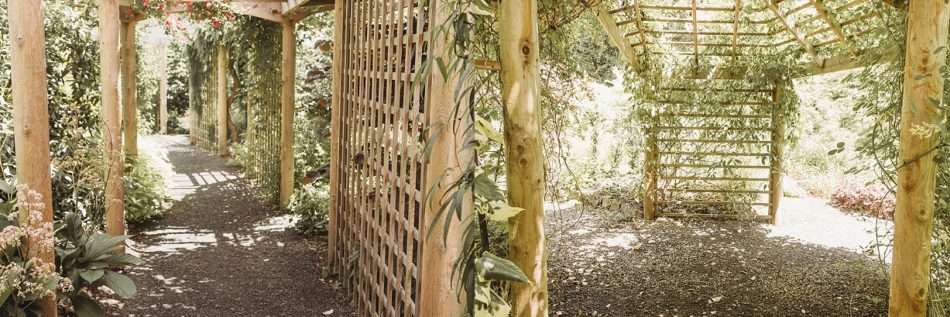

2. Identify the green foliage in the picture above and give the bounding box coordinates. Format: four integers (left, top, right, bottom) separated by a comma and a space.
288, 185, 329, 236
56, 212, 142, 317
123, 158, 170, 224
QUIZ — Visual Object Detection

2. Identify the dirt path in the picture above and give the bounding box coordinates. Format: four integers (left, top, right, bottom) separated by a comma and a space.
118, 135, 352, 317
546, 204, 890, 317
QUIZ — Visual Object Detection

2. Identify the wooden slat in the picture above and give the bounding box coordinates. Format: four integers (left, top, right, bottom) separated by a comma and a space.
768, 1, 817, 58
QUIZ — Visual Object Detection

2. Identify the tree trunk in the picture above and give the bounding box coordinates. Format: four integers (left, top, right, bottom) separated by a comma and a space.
98, 0, 125, 247
888, 1, 950, 316
8, 0, 57, 315
279, 20, 296, 208
499, 0, 548, 315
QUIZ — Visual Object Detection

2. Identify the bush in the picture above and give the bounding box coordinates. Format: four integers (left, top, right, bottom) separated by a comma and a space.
123, 158, 170, 224
829, 181, 896, 220
288, 185, 329, 236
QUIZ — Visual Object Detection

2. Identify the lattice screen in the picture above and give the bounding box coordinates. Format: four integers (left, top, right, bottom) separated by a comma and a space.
331, 0, 433, 316
243, 24, 283, 201
645, 79, 781, 222
188, 45, 218, 152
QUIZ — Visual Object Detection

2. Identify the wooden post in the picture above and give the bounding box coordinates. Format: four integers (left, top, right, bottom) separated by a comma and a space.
328, 0, 344, 266
99, 0, 125, 244
121, 20, 138, 157
888, 1, 950, 316
643, 130, 658, 220
499, 0, 547, 315
417, 1, 471, 314
216, 45, 229, 156
8, 1, 57, 315
159, 43, 168, 134
769, 82, 786, 225
279, 20, 296, 208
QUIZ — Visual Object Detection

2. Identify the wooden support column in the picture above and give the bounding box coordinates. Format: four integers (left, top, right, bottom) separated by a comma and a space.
499, 0, 547, 315
643, 130, 658, 220
888, 1, 950, 316
418, 1, 471, 315
159, 44, 168, 134
279, 20, 296, 208
216, 45, 229, 156
8, 0, 57, 315
121, 20, 138, 157
99, 0, 125, 243
769, 82, 786, 225
328, 0, 344, 266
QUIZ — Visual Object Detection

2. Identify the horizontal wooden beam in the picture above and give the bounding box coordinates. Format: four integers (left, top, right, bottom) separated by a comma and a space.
283, 0, 333, 22
800, 47, 899, 77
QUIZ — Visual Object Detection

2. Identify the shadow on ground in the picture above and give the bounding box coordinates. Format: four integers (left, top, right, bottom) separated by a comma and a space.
547, 206, 889, 317
117, 135, 352, 317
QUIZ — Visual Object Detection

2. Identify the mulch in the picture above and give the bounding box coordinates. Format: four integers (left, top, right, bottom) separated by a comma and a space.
113, 137, 353, 317
546, 207, 890, 317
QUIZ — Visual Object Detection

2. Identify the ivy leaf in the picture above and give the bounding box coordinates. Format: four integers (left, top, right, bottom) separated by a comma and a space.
487, 201, 524, 222
475, 252, 530, 284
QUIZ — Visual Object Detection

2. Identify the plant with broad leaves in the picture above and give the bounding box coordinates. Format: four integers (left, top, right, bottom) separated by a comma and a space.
56, 212, 142, 317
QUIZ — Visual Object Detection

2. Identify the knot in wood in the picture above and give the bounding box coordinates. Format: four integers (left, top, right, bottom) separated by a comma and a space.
521, 42, 531, 56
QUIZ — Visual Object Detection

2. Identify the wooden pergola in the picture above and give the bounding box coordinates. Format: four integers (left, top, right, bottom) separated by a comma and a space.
4, 1, 948, 317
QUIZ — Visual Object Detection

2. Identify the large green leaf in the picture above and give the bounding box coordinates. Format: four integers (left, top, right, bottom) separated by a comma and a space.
71, 293, 105, 317
79, 269, 104, 284
475, 252, 530, 284
102, 271, 137, 299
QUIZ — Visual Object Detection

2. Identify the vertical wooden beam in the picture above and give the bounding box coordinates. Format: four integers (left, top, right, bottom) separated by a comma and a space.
121, 20, 138, 157
328, 0, 344, 267
889, 1, 950, 316
279, 20, 296, 208
216, 45, 229, 156
499, 0, 547, 315
99, 0, 125, 243
644, 130, 658, 220
417, 1, 471, 315
769, 82, 786, 225
8, 1, 57, 315
159, 44, 168, 135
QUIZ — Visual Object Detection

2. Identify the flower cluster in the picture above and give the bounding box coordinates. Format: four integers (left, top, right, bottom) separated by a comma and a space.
133, 0, 237, 30
0, 185, 63, 310
16, 185, 54, 254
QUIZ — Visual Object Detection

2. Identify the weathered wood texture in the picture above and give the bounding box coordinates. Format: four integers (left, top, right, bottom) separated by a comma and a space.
8, 0, 57, 315
499, 0, 548, 315
769, 81, 786, 224
121, 21, 138, 157
417, 0, 471, 315
217, 46, 229, 156
328, 0, 344, 267
99, 0, 126, 243
279, 21, 296, 208
329, 0, 441, 315
644, 131, 658, 220
888, 1, 950, 316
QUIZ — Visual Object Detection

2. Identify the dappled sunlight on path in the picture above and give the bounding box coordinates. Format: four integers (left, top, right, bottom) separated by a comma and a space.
116, 135, 351, 317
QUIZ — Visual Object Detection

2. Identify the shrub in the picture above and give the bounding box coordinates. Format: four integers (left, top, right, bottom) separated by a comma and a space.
123, 158, 170, 224
288, 185, 329, 236
829, 181, 896, 220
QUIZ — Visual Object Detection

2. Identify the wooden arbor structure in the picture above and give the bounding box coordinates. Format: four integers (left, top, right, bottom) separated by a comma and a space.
4, 1, 948, 317
593, 0, 949, 315
594, 0, 908, 224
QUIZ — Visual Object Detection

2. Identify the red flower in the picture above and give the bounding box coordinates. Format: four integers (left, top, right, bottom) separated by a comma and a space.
142, 0, 149, 6
212, 19, 222, 29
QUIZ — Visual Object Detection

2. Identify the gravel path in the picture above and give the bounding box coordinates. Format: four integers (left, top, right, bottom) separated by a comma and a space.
116, 135, 352, 317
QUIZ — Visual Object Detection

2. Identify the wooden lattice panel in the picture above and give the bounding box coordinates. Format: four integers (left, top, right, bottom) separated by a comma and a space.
645, 79, 780, 222
188, 45, 219, 152
331, 0, 431, 316
244, 24, 283, 200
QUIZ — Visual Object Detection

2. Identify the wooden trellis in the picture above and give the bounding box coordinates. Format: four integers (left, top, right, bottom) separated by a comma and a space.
329, 0, 429, 314
643, 79, 783, 223
188, 44, 219, 152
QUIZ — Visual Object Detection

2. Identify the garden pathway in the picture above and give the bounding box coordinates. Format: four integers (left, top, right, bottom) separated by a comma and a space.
116, 135, 352, 317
